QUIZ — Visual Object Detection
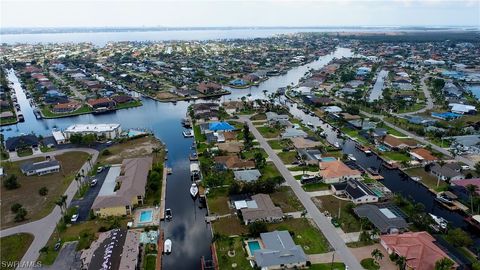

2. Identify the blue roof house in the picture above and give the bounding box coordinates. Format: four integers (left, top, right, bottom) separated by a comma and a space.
208, 121, 235, 132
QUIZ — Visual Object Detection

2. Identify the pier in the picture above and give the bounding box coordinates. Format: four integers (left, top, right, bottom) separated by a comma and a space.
159, 164, 168, 220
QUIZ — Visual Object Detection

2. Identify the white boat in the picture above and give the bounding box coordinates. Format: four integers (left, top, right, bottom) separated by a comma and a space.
333, 142, 340, 148
190, 162, 200, 180
190, 183, 199, 197
306, 122, 314, 127
429, 213, 448, 230
411, 176, 421, 182
348, 154, 357, 161
164, 239, 172, 254
183, 129, 194, 137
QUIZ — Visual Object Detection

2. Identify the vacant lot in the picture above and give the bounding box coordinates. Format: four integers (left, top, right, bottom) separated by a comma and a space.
0, 233, 34, 270
207, 187, 232, 216
1, 151, 89, 228
257, 126, 281, 138
98, 135, 164, 165
215, 237, 250, 270
405, 167, 449, 191
278, 151, 297, 164
270, 186, 304, 212
312, 195, 361, 233
212, 216, 248, 236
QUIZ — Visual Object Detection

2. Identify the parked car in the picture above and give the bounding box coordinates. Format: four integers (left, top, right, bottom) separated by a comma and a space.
90, 179, 98, 187
71, 214, 79, 222
97, 166, 103, 173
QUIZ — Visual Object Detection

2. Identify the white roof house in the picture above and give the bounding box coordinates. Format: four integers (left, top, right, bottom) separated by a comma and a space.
64, 123, 122, 139
52, 130, 66, 144
323, 106, 342, 114
449, 103, 477, 114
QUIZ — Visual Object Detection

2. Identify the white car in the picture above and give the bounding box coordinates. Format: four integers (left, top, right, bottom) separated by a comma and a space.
71, 214, 79, 222
97, 166, 103, 173
90, 179, 98, 187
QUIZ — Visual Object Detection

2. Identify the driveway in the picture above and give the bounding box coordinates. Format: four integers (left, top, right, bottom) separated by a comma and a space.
350, 243, 397, 270
239, 117, 363, 270
70, 167, 110, 222
40, 242, 82, 270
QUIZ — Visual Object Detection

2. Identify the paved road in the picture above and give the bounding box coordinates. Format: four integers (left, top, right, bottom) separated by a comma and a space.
50, 71, 85, 101
0, 148, 99, 270
240, 117, 363, 270
396, 76, 434, 116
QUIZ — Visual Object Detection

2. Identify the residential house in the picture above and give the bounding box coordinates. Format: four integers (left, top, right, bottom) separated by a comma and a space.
450, 178, 480, 202
347, 119, 376, 130
5, 135, 39, 152
318, 160, 362, 184
265, 112, 289, 125
449, 103, 477, 115
197, 82, 222, 94
354, 204, 408, 234
87, 98, 116, 110
281, 127, 307, 139
380, 232, 458, 270
214, 156, 255, 171
382, 135, 418, 150
234, 169, 262, 183
112, 95, 134, 104
297, 148, 322, 166
52, 101, 81, 113
20, 159, 60, 176
92, 157, 153, 217
241, 194, 283, 225
331, 179, 379, 204
253, 230, 308, 270
409, 148, 438, 164
430, 163, 465, 181
63, 123, 122, 140
323, 106, 342, 114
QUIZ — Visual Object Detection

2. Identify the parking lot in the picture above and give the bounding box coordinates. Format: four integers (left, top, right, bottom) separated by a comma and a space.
70, 167, 110, 222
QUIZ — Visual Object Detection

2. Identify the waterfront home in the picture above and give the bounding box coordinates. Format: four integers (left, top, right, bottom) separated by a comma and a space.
347, 119, 376, 130
240, 194, 283, 225
208, 121, 235, 132
214, 156, 255, 171
290, 137, 322, 150
281, 127, 307, 139
380, 232, 458, 270
92, 157, 153, 217
52, 100, 81, 113
265, 112, 289, 124
112, 95, 134, 104
318, 160, 362, 184
252, 230, 308, 270
229, 79, 247, 87
331, 179, 379, 204
429, 163, 465, 181
20, 159, 60, 176
297, 148, 322, 166
87, 97, 116, 110
302, 95, 334, 106
52, 130, 66, 144
431, 112, 462, 121
217, 142, 243, 154
353, 204, 408, 234
409, 148, 438, 164
443, 82, 463, 98
322, 105, 342, 114
206, 132, 225, 144
197, 81, 222, 94
450, 178, 480, 202
403, 115, 437, 126
234, 169, 262, 183
0, 111, 14, 119
382, 135, 418, 150
5, 134, 39, 153
222, 101, 245, 115
64, 123, 122, 140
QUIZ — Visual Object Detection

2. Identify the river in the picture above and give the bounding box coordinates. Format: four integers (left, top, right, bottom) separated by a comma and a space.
2, 47, 353, 269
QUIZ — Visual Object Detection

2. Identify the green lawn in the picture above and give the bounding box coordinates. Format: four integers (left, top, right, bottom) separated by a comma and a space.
267, 218, 331, 254
309, 263, 346, 270
313, 195, 360, 233
340, 127, 370, 145
267, 139, 291, 150
260, 162, 281, 180
361, 258, 380, 270
257, 126, 281, 138
250, 113, 267, 121
303, 182, 330, 192
115, 100, 142, 109
289, 165, 319, 172
404, 167, 449, 192
278, 151, 297, 164
17, 148, 33, 157
207, 187, 232, 215
212, 216, 248, 236
193, 125, 206, 143
143, 254, 156, 270
41, 104, 92, 118
380, 151, 411, 162
270, 186, 305, 212
215, 237, 251, 270
0, 233, 34, 270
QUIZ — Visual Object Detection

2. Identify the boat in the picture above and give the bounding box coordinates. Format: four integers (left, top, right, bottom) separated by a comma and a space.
18, 114, 24, 122
164, 239, 172, 254
319, 131, 327, 138
165, 208, 172, 220
190, 183, 199, 197
183, 129, 194, 137
356, 144, 372, 154
181, 118, 192, 128
190, 162, 200, 180
367, 167, 379, 176
411, 176, 421, 182
435, 193, 454, 205
333, 141, 340, 148
464, 215, 480, 232
306, 122, 314, 127
347, 154, 356, 161
33, 109, 42, 119
189, 152, 198, 161
167, 167, 173, 174
429, 213, 448, 230
382, 162, 398, 170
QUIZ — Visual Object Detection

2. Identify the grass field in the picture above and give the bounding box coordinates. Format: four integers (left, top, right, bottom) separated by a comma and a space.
98, 136, 164, 165
380, 151, 411, 162
270, 186, 305, 212
310, 263, 346, 270
278, 151, 297, 164
303, 182, 330, 192
212, 216, 248, 236
312, 195, 360, 233
1, 151, 89, 228
404, 167, 449, 192
207, 187, 232, 216
0, 233, 34, 270
267, 218, 331, 254
267, 139, 291, 150
215, 237, 251, 270
257, 126, 281, 138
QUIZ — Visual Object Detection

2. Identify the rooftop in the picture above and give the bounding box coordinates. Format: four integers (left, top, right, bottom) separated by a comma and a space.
65, 123, 121, 133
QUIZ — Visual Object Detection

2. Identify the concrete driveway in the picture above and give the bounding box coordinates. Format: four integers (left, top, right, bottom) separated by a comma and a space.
40, 242, 82, 270
70, 167, 110, 222
350, 243, 397, 270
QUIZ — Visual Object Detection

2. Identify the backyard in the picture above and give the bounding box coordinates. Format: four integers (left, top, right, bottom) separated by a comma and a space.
0, 151, 89, 228
207, 187, 232, 216
405, 167, 449, 191
215, 236, 251, 270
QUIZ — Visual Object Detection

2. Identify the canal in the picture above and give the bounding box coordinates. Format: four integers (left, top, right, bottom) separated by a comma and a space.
2, 47, 353, 269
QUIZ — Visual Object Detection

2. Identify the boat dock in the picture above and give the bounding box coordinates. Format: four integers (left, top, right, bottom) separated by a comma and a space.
159, 164, 168, 220
157, 230, 164, 270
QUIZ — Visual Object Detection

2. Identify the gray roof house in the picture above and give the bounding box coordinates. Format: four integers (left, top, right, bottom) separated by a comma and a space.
241, 194, 283, 225
253, 230, 308, 269
281, 127, 308, 139
20, 159, 60, 176
234, 169, 262, 182
266, 112, 290, 125
297, 148, 322, 165
430, 163, 465, 181
354, 204, 408, 234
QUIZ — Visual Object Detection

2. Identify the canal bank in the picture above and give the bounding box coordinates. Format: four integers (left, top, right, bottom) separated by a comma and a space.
1, 47, 353, 270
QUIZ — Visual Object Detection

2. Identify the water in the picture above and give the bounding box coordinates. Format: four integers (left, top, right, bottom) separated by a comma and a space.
247, 240, 261, 253
466, 84, 480, 100
369, 69, 388, 102
139, 210, 153, 223
2, 47, 352, 270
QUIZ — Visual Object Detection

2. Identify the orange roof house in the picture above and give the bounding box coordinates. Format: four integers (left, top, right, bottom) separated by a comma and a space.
383, 135, 418, 149
319, 160, 362, 184
410, 148, 438, 163
380, 232, 458, 270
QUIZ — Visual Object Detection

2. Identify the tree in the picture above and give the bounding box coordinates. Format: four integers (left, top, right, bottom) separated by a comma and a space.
395, 256, 407, 270
243, 123, 253, 150
39, 187, 48, 196
466, 184, 479, 214
69, 133, 83, 144
371, 248, 384, 264
14, 207, 27, 222
81, 134, 96, 146
445, 228, 473, 247
3, 174, 20, 190
11, 203, 22, 213
435, 258, 454, 270
254, 152, 266, 169
247, 221, 268, 237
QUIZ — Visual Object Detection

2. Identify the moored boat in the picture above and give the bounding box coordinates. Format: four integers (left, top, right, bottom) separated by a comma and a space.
190, 183, 199, 197
183, 129, 194, 137
429, 213, 448, 231
164, 239, 172, 254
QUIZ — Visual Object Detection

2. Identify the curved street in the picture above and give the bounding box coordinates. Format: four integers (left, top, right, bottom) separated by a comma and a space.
395, 75, 434, 116
0, 148, 99, 270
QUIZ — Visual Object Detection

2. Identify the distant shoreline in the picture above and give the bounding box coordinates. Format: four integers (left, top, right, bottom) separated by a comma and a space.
1, 26, 478, 35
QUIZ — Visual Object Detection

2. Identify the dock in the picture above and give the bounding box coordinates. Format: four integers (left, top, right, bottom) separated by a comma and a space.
159, 164, 167, 220
157, 230, 164, 270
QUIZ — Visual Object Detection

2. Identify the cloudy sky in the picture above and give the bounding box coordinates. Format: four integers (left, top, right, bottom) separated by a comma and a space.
1, 0, 479, 28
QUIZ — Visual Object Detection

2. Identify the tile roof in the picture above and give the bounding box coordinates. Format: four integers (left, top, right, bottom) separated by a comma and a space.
319, 160, 361, 180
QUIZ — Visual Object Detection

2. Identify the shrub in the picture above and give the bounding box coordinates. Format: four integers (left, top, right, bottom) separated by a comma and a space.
3, 174, 20, 190
102, 149, 111, 156
11, 203, 22, 213
14, 207, 27, 222
39, 186, 49, 196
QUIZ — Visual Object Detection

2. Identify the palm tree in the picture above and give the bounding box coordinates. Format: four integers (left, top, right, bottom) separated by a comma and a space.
152, 147, 161, 161
396, 256, 407, 270
434, 257, 454, 270
466, 184, 479, 214
371, 248, 384, 264
55, 199, 64, 214
74, 174, 80, 188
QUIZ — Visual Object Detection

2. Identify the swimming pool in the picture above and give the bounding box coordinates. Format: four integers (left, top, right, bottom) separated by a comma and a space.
247, 240, 261, 255
139, 210, 153, 223
321, 157, 337, 162
128, 129, 146, 138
